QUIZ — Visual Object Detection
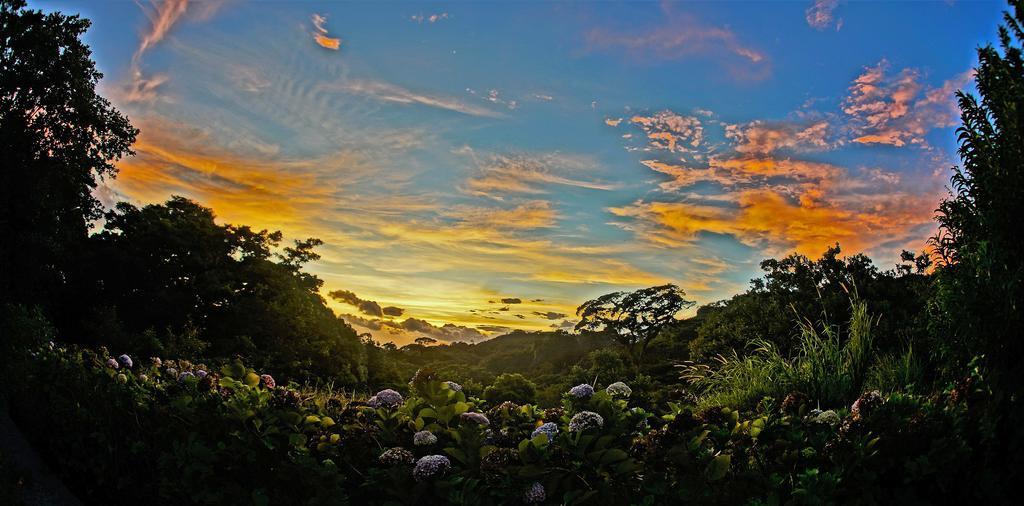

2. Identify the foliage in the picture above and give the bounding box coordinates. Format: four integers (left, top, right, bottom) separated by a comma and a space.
932, 0, 1024, 394
682, 297, 916, 410
72, 197, 366, 384
929, 0, 1024, 488
1, 341, 1009, 505
690, 246, 932, 365
483, 373, 537, 405
0, 0, 137, 312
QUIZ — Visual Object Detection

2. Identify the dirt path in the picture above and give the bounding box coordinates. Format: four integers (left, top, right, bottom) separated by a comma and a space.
0, 401, 82, 506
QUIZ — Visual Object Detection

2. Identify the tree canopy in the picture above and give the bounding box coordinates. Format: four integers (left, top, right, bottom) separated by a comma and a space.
0, 0, 137, 311
576, 284, 695, 371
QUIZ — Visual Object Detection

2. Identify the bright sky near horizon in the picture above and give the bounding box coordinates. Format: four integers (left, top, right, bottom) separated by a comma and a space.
31, 0, 1003, 345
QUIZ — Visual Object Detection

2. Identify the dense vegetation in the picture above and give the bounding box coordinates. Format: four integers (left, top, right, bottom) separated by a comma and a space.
1, 0, 1023, 503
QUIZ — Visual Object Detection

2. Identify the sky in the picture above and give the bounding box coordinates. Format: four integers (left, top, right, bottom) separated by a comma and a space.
31, 0, 1004, 345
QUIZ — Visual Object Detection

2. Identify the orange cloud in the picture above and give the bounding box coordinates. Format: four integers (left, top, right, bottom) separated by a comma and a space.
113, 118, 341, 230
610, 184, 935, 258
640, 156, 842, 192
806, 0, 841, 30
445, 201, 558, 230
725, 120, 831, 154
313, 33, 341, 50
843, 61, 973, 147
462, 152, 618, 198
311, 13, 341, 50
629, 111, 704, 153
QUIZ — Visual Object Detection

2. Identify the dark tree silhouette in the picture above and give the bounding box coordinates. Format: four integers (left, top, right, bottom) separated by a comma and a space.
932, 0, 1024, 386
80, 197, 365, 383
576, 284, 695, 372
0, 0, 137, 311
415, 336, 438, 346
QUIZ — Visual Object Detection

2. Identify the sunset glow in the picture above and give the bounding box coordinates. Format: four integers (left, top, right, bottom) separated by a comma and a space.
38, 0, 1000, 345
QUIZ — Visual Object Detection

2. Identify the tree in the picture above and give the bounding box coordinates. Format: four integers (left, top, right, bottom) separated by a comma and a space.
78, 197, 365, 383
575, 284, 695, 373
0, 0, 137, 311
933, 0, 1024, 395
690, 245, 930, 363
483, 373, 537, 405
414, 336, 438, 347
927, 2, 1024, 494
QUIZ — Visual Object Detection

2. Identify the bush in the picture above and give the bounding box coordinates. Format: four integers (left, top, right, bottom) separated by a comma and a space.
0, 341, 1008, 504
681, 297, 898, 410
482, 373, 537, 405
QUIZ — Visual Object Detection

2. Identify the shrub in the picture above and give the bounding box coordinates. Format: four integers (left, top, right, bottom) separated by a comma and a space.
482, 373, 536, 405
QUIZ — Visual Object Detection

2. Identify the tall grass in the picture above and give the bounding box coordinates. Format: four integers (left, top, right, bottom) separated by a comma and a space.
679, 295, 912, 409
678, 339, 791, 408
867, 345, 923, 394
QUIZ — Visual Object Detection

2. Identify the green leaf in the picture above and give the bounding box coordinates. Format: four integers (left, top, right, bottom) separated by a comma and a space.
689, 430, 710, 448
706, 454, 731, 481
289, 433, 308, 448
244, 372, 260, 387
222, 359, 246, 379
530, 434, 549, 449
599, 448, 628, 465
443, 447, 468, 465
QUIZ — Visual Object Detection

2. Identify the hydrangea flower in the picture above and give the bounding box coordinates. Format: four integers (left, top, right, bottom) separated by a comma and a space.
260, 374, 275, 389
531, 422, 559, 442
195, 370, 208, 379
851, 390, 883, 421
105, 358, 119, 369
150, 357, 162, 367
606, 381, 632, 398
445, 381, 462, 392
523, 482, 546, 504
118, 354, 133, 369
178, 371, 194, 382
814, 410, 841, 425
368, 389, 403, 409
569, 411, 604, 432
460, 412, 489, 426
482, 428, 515, 447
480, 447, 518, 477
413, 455, 451, 482
378, 447, 415, 466
116, 373, 128, 384
413, 430, 438, 446
568, 383, 595, 399
165, 367, 178, 377
781, 391, 809, 413
138, 374, 149, 382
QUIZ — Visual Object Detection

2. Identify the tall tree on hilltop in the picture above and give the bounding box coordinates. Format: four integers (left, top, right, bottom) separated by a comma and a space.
0, 0, 137, 311
576, 284, 695, 374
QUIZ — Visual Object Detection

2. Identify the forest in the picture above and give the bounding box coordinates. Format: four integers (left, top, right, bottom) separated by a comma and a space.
1, 0, 1023, 504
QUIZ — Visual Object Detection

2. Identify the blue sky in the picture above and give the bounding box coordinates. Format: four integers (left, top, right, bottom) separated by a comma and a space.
32, 0, 1004, 344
